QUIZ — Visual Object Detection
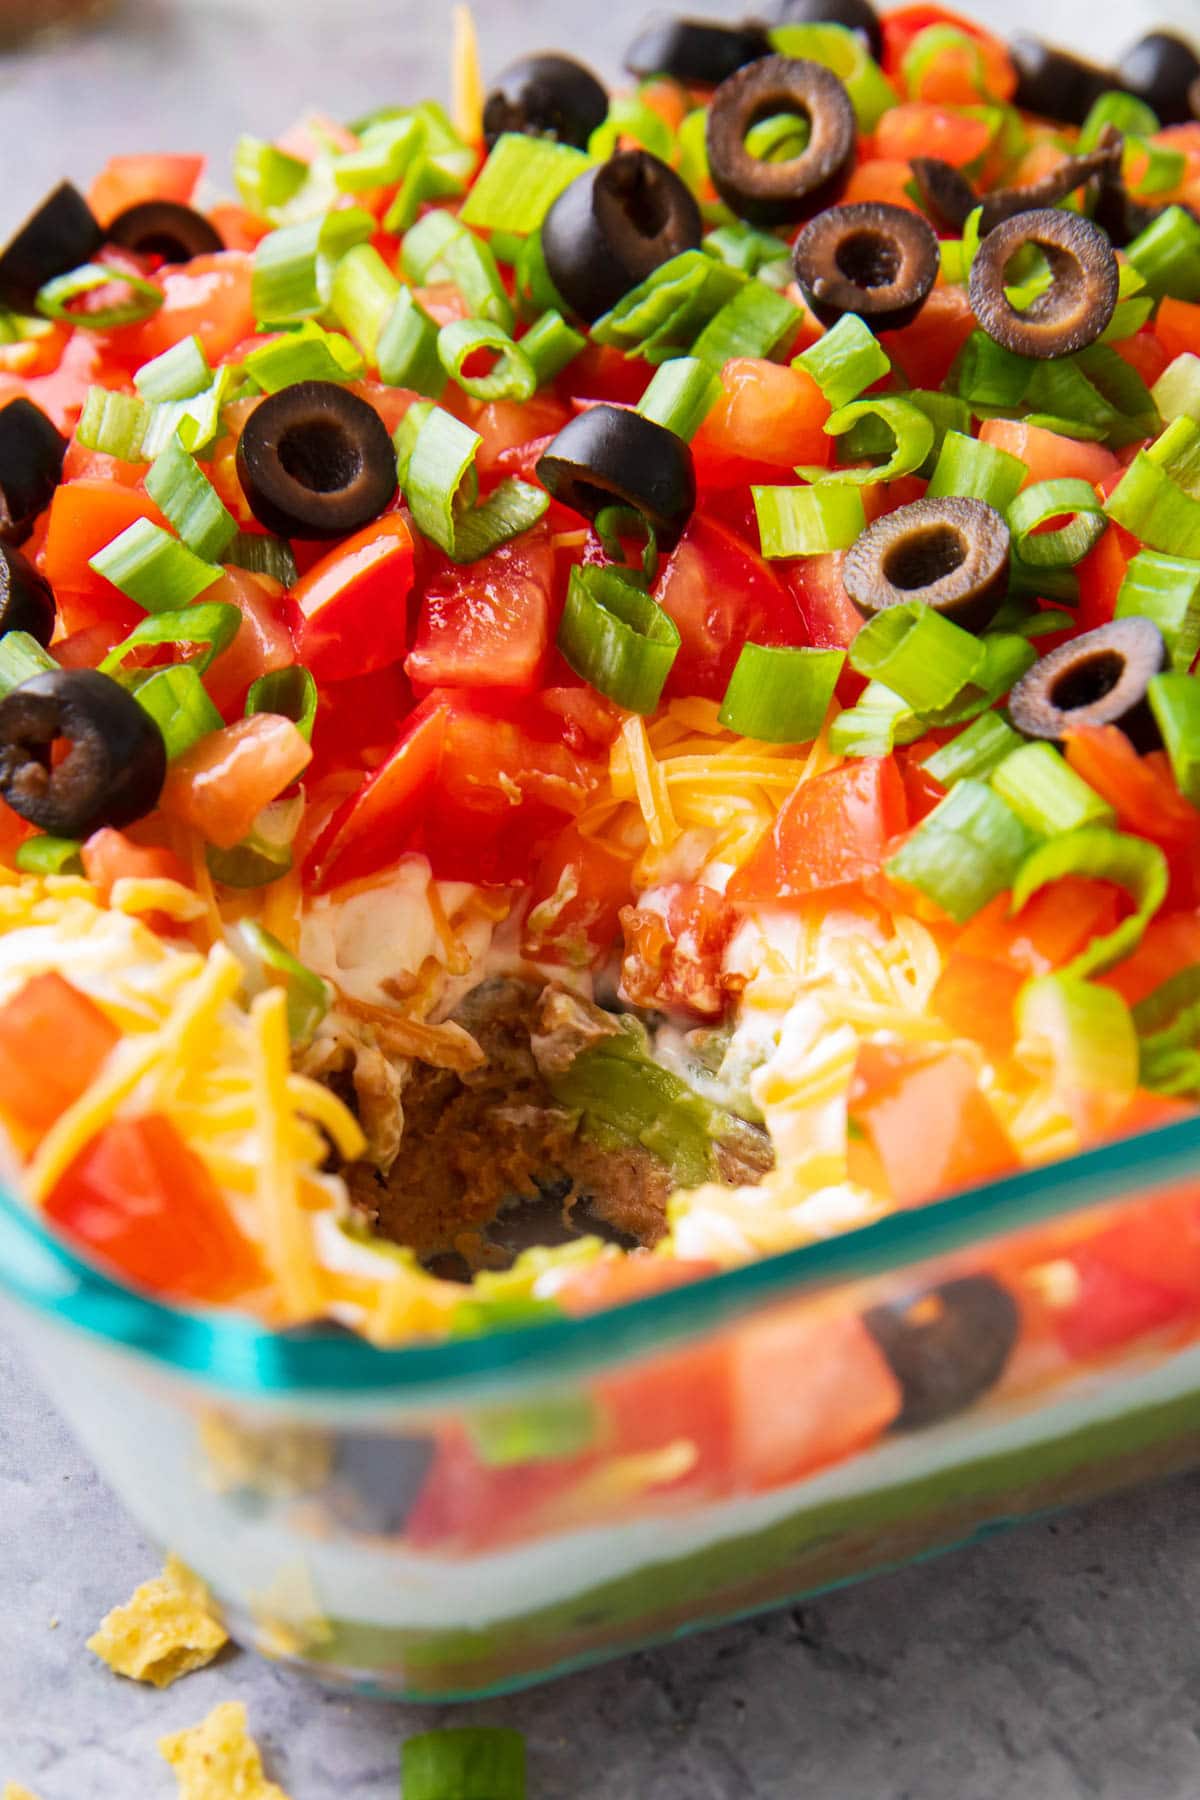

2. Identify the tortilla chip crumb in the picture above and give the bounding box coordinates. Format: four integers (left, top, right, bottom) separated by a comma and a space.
160, 1702, 291, 1800
5, 1784, 44, 1799
197, 1408, 333, 1498
87, 1554, 228, 1689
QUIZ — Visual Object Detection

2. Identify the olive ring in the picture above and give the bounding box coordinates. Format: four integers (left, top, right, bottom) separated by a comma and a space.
792, 200, 940, 331
1008, 617, 1168, 751
967, 206, 1119, 360
842, 497, 1011, 635
0, 668, 167, 839
705, 55, 856, 226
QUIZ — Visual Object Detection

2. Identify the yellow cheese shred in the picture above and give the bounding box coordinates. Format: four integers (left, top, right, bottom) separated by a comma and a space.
451, 5, 484, 145
249, 987, 324, 1321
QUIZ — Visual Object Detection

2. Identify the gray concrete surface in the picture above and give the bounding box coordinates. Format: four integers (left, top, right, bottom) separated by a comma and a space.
4, 0, 1200, 1793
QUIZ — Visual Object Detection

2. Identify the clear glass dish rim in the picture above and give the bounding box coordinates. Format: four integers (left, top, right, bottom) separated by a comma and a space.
3, 1112, 1200, 1399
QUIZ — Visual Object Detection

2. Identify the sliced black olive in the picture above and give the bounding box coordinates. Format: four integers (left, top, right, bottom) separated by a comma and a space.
976, 133, 1123, 236
542, 149, 702, 322
0, 545, 56, 646
968, 208, 1118, 360
624, 17, 772, 87
482, 52, 609, 151
766, 0, 883, 64
842, 497, 1010, 635
535, 405, 695, 552
909, 157, 978, 233
792, 200, 939, 331
1010, 37, 1114, 128
705, 55, 856, 226
236, 381, 398, 541
0, 399, 67, 548
1114, 32, 1200, 128
864, 1276, 1020, 1431
106, 200, 224, 265
0, 182, 102, 316
0, 668, 166, 839
1192, 74, 1200, 123
1008, 617, 1168, 752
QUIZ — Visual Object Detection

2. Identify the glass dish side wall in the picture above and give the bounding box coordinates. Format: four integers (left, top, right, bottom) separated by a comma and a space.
9, 1165, 1200, 1701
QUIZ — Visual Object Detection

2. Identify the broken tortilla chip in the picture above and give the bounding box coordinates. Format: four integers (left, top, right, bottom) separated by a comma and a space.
160, 1702, 291, 1800
87, 1554, 228, 1688
4, 1785, 45, 1800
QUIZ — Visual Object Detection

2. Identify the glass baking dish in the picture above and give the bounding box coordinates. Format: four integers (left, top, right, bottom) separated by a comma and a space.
5, 1112, 1200, 1702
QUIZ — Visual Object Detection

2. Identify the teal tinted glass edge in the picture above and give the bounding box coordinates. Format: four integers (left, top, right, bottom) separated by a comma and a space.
3, 1113, 1200, 1399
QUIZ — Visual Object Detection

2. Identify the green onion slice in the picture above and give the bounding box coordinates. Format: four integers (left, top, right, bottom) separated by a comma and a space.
796, 312, 891, 411
704, 221, 792, 287
76, 388, 150, 461
225, 531, 299, 587
208, 796, 303, 892
557, 563, 680, 714
828, 680, 923, 756
0, 632, 56, 700
590, 251, 743, 364
14, 835, 84, 877
400, 404, 549, 564
36, 262, 163, 329
1132, 965, 1200, 1095
519, 309, 586, 386
252, 207, 374, 325
1011, 826, 1169, 978
1017, 972, 1139, 1101
922, 711, 1022, 785
233, 136, 308, 216
718, 642, 843, 743
1148, 671, 1200, 806
989, 741, 1114, 835
691, 280, 800, 368
134, 334, 212, 404
244, 319, 363, 393
636, 356, 723, 442
401, 1729, 526, 1800
770, 21, 898, 131
926, 429, 1027, 511
953, 329, 1031, 410
886, 779, 1037, 924
1153, 353, 1200, 427
328, 243, 401, 361
247, 665, 318, 743
401, 212, 512, 331
849, 600, 986, 713
921, 632, 1036, 728
1115, 549, 1200, 672
1006, 477, 1106, 569
589, 94, 676, 163
89, 518, 222, 613
236, 918, 330, 1045
819, 394, 936, 486
377, 289, 446, 396
134, 663, 223, 760
1125, 204, 1200, 302
144, 435, 237, 563
460, 132, 591, 234
437, 318, 536, 403
100, 601, 242, 679
753, 481, 865, 557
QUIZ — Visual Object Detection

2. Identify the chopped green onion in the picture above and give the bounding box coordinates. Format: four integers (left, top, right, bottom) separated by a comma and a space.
141, 364, 238, 460
753, 481, 865, 557
0, 632, 56, 699
468, 1393, 600, 1467
829, 681, 923, 756
796, 313, 891, 411
902, 22, 990, 104
1149, 414, 1200, 494
89, 519, 221, 613
1148, 671, 1200, 805
76, 388, 150, 461
833, 389, 969, 479
515, 228, 570, 320
14, 835, 83, 877
401, 1729, 526, 1800
886, 779, 1037, 923
376, 289, 446, 396
400, 404, 549, 564
235, 918, 330, 1043
953, 330, 1031, 410
233, 136, 307, 216
243, 320, 363, 393
926, 429, 1027, 510
1114, 549, 1200, 671
690, 280, 800, 367
383, 151, 470, 236
1073, 342, 1161, 445
1104, 447, 1200, 558
820, 394, 936, 485
1125, 205, 1200, 302
923, 711, 1022, 785
636, 356, 722, 442
1078, 89, 1159, 148
225, 531, 299, 587
590, 251, 743, 363
99, 601, 242, 679
922, 632, 1036, 727
134, 663, 223, 760
518, 309, 585, 385
133, 334, 211, 405
1152, 353, 1200, 426
401, 212, 512, 330
676, 108, 714, 209
704, 221, 792, 286
990, 741, 1114, 835
1021, 358, 1117, 443
436, 318, 536, 403
939, 205, 983, 287
558, 563, 680, 713
251, 208, 374, 325
1130, 140, 1186, 198
1132, 964, 1200, 1096
144, 436, 237, 562
1017, 972, 1139, 1102
328, 244, 400, 360
849, 600, 986, 712
1011, 826, 1168, 978
207, 794, 303, 891
460, 132, 591, 234
332, 114, 424, 192
246, 665, 318, 743
589, 94, 675, 163
769, 21, 898, 132
1006, 477, 1106, 568
717, 642, 843, 743
743, 111, 811, 164
36, 263, 163, 329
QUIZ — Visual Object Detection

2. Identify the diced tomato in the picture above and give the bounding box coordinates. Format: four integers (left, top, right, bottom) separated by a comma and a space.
881, 4, 1011, 86
653, 515, 807, 700
161, 714, 312, 849
853, 1043, 1017, 1204
306, 663, 413, 782
1112, 329, 1171, 389
0, 973, 117, 1139
1103, 912, 1200, 1007
406, 531, 558, 693
40, 481, 168, 635
2, 329, 103, 436
523, 822, 635, 963
87, 154, 204, 225
842, 158, 925, 211
882, 283, 977, 388
598, 1337, 737, 1500
621, 883, 739, 1018
557, 341, 652, 409
347, 378, 418, 439
81, 829, 189, 902
1155, 296, 1200, 363
451, 393, 570, 479
539, 683, 623, 755
411, 282, 472, 327
977, 419, 1120, 490
782, 549, 864, 650
956, 877, 1124, 976
405, 1427, 600, 1552
52, 622, 127, 669
45, 1114, 266, 1305
728, 757, 908, 902
691, 358, 829, 491
1055, 1250, 1191, 1360
107, 253, 255, 367
292, 514, 416, 682
1074, 525, 1132, 632
61, 439, 147, 489
206, 203, 271, 252
202, 567, 296, 716
874, 102, 993, 168
1064, 725, 1200, 849
307, 699, 448, 891
931, 954, 1023, 1062
892, 16, 1016, 104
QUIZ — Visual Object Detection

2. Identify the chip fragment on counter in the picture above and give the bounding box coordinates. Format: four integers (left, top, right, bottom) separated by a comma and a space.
87, 1553, 228, 1688
160, 1702, 292, 1800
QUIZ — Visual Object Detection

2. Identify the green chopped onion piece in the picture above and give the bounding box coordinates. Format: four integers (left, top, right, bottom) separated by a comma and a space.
0, 632, 56, 699
449, 1292, 563, 1336
225, 531, 299, 586
676, 107, 714, 206
88, 518, 221, 613
243, 319, 363, 393
1130, 140, 1185, 198
488, 230, 526, 269
519, 309, 585, 385
436, 318, 536, 403
516, 229, 570, 320
1100, 293, 1156, 344
401, 212, 512, 330
743, 111, 811, 163
328, 243, 400, 360
1006, 477, 1106, 568
828, 680, 922, 756
401, 404, 549, 564
1020, 358, 1117, 443
1132, 966, 1200, 1095
1149, 413, 1200, 494
1078, 89, 1159, 148
753, 481, 865, 557
922, 631, 1036, 727
636, 356, 722, 442
886, 779, 1037, 923
953, 329, 1031, 409
923, 712, 1022, 785
820, 394, 936, 485
690, 280, 800, 368
467, 1392, 599, 1467
1148, 671, 1200, 806
99, 601, 242, 679
849, 600, 986, 712
717, 642, 844, 743
208, 795, 303, 892
1017, 972, 1139, 1101
133, 663, 223, 760
140, 364, 237, 461
133, 334, 211, 405
401, 1729, 526, 1800
796, 313, 890, 411
237, 917, 330, 1043
1074, 342, 1161, 444
460, 131, 591, 234
1012, 826, 1169, 978
589, 94, 675, 163
14, 835, 83, 876
558, 563, 680, 713
926, 429, 1027, 511
833, 389, 969, 479
769, 21, 898, 132
1153, 353, 1200, 426
590, 251, 743, 363
376, 289, 445, 396
939, 205, 983, 287
332, 114, 424, 192
76, 388, 150, 461
246, 664, 318, 743
704, 221, 791, 285
1115, 549, 1200, 671
251, 207, 374, 325
1125, 205, 1200, 302
990, 741, 1115, 835
383, 151, 470, 236
1104, 448, 1200, 558
144, 436, 237, 562
36, 262, 163, 329
233, 136, 308, 216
